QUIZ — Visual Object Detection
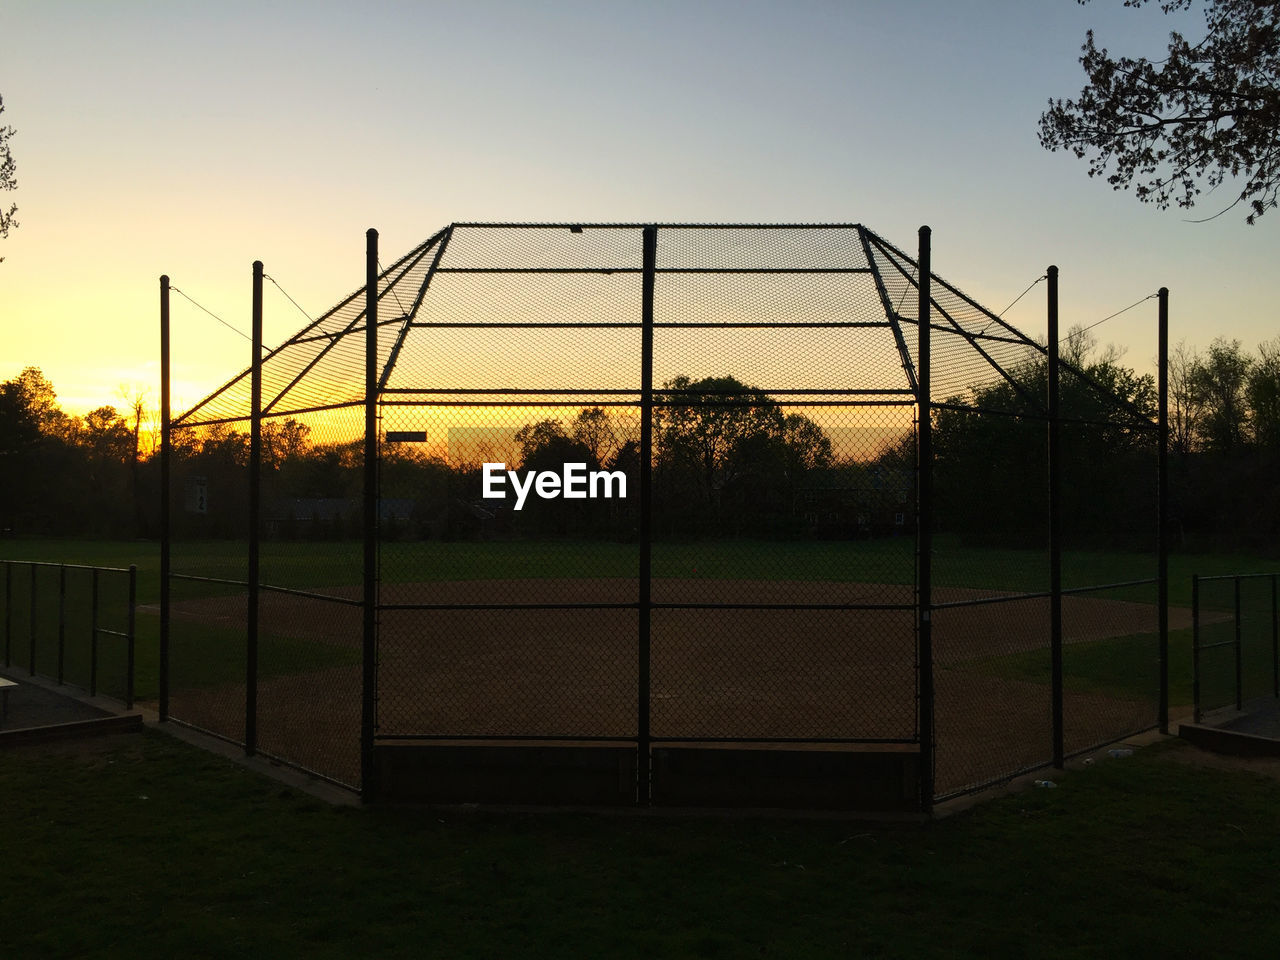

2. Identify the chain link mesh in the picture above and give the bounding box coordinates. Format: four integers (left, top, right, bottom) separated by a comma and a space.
163, 222, 1165, 803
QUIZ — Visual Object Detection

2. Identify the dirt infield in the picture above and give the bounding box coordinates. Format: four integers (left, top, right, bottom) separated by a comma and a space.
162, 578, 1186, 795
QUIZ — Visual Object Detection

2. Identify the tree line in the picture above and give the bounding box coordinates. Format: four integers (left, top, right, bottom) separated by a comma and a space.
3, 339, 1277, 552
0, 368, 152, 536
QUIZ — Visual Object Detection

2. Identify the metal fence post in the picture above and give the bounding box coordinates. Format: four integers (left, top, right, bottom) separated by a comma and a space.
126, 565, 137, 710
1047, 265, 1063, 769
639, 224, 656, 806
361, 228, 379, 802
29, 562, 37, 677
917, 225, 935, 813
1234, 577, 1243, 711
160, 274, 171, 722
57, 565, 66, 685
1157, 287, 1169, 732
90, 567, 99, 697
1271, 573, 1278, 699
1192, 574, 1201, 723
4, 562, 10, 668
246, 260, 263, 756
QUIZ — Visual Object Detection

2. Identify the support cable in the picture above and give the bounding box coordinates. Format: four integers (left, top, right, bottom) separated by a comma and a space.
263, 273, 315, 325
378, 258, 408, 317
1066, 293, 1158, 341
976, 273, 1047, 336
169, 285, 253, 345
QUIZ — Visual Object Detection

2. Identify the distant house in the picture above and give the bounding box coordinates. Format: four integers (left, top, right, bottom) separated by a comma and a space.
798, 466, 913, 538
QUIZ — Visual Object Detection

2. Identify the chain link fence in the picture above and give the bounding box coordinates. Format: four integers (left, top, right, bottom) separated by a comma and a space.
161, 223, 1168, 808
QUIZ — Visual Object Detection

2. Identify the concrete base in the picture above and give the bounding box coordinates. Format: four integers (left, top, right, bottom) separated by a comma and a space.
373, 741, 638, 806
1178, 722, 1280, 757
651, 743, 920, 812
0, 713, 143, 747
373, 740, 922, 812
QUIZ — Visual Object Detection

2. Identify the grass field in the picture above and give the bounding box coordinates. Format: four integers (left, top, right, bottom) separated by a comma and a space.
1, 728, 1278, 958
3, 536, 1274, 795
2, 535, 1271, 707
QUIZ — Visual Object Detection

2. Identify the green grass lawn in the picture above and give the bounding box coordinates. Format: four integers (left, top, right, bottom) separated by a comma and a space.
3, 534, 1275, 600
1, 728, 1278, 958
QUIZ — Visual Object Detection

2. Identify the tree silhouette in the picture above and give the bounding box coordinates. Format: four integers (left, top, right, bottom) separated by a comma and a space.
0, 94, 15, 259
1247, 338, 1280, 450
1039, 1, 1280, 223
1190, 337, 1252, 451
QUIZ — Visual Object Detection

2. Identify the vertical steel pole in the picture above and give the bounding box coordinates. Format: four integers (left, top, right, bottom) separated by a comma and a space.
160, 275, 171, 721
1192, 574, 1201, 723
1157, 287, 1170, 732
916, 226, 935, 813
57, 565, 66, 685
1271, 573, 1278, 699
361, 228, 379, 802
126, 565, 137, 710
246, 261, 263, 756
638, 225, 656, 806
1047, 265, 1064, 769
4, 562, 10, 668
29, 562, 37, 677
90, 568, 99, 697
1234, 577, 1243, 710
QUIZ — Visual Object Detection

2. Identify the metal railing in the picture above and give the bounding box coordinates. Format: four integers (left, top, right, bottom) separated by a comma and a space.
1192, 572, 1279, 722
1, 560, 137, 708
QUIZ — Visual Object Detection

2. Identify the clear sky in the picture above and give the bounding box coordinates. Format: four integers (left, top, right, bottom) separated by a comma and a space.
1, 0, 1275, 416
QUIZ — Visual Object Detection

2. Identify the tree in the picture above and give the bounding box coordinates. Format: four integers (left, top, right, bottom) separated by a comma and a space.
1190, 337, 1252, 450
1168, 339, 1201, 453
655, 375, 785, 511
0, 94, 16, 259
1247, 337, 1280, 450
1039, 1, 1280, 223
5, 367, 66, 435
569, 406, 623, 468
932, 332, 1157, 546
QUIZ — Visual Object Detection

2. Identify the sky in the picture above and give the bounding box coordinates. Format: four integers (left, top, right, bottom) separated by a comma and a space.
1, 0, 1275, 417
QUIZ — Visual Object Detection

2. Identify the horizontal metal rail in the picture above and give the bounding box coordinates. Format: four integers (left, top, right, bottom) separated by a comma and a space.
1061, 578, 1156, 595
1196, 572, 1279, 583
373, 733, 917, 745
932, 590, 1051, 610
377, 601, 916, 613
404, 320, 894, 329
260, 583, 363, 607
170, 575, 361, 607
1198, 639, 1239, 651
450, 221, 867, 230
377, 398, 917, 408
170, 573, 249, 588
930, 399, 1157, 431
375, 733, 637, 743
285, 315, 408, 346
433, 266, 877, 275
5, 560, 134, 575
377, 602, 638, 612
378, 386, 917, 397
